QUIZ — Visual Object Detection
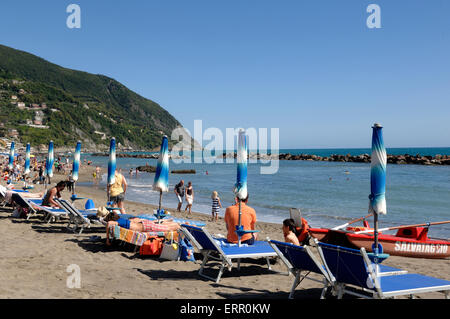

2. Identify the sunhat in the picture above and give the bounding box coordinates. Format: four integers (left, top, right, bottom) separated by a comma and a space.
96, 206, 110, 218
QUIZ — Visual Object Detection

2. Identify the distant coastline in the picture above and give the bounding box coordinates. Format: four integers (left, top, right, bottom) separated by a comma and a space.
88, 147, 450, 166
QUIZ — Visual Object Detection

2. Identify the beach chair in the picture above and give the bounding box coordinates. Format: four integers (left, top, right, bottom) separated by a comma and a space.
0, 185, 29, 208
268, 239, 334, 299
30, 201, 69, 223
180, 224, 277, 283
317, 242, 450, 299
55, 198, 103, 234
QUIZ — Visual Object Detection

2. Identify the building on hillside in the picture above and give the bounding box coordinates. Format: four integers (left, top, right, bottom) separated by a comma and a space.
8, 129, 19, 138
17, 102, 26, 109
34, 110, 44, 125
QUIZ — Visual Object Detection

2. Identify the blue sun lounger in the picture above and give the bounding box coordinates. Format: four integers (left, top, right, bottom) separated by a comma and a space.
317, 242, 450, 299
268, 239, 334, 299
180, 224, 277, 283
55, 198, 104, 234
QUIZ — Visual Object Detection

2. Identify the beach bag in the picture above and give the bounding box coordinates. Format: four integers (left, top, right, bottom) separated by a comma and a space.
159, 232, 180, 261
139, 236, 163, 256
179, 236, 195, 262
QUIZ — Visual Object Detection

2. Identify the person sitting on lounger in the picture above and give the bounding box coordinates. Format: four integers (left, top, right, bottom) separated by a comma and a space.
224, 194, 257, 245
282, 218, 301, 246
41, 181, 66, 208
98, 210, 181, 246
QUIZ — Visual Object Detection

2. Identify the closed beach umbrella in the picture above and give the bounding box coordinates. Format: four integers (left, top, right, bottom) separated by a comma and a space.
107, 137, 116, 201
153, 135, 169, 213
46, 140, 54, 179
368, 123, 387, 256
8, 141, 15, 170
71, 141, 81, 195
24, 143, 31, 175
234, 129, 248, 246
72, 141, 81, 182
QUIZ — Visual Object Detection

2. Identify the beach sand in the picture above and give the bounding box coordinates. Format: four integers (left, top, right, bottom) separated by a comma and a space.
0, 167, 449, 299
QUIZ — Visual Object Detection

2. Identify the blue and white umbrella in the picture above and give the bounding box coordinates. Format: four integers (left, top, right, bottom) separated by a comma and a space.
24, 143, 31, 175
234, 130, 248, 246
234, 130, 248, 200
46, 141, 54, 179
107, 137, 116, 201
72, 141, 81, 182
369, 123, 387, 256
153, 136, 169, 214
8, 141, 15, 170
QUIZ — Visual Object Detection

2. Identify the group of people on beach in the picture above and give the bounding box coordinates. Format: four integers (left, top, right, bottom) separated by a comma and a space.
173, 179, 195, 216
2, 152, 310, 249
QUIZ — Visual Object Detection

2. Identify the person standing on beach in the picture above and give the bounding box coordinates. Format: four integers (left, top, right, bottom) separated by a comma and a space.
95, 166, 101, 185
224, 194, 257, 245
174, 180, 185, 212
38, 165, 44, 184
107, 168, 128, 214
184, 181, 194, 216
211, 191, 222, 222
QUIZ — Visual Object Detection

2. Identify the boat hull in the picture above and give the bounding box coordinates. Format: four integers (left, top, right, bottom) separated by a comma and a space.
346, 233, 450, 259
309, 228, 450, 259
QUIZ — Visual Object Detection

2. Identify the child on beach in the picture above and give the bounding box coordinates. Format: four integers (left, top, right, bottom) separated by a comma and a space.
211, 191, 222, 222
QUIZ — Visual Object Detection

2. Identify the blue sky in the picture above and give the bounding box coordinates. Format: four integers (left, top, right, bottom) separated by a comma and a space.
0, 0, 449, 148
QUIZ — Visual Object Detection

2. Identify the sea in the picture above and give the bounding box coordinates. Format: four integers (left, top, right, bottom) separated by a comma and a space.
77, 147, 450, 239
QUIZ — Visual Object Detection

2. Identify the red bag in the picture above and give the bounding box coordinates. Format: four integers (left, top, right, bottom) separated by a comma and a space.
139, 236, 164, 256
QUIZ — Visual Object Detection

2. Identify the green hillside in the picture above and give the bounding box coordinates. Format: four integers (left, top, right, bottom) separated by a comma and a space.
0, 44, 181, 150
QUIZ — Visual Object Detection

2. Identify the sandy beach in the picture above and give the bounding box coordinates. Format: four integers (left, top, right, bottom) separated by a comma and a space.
0, 166, 449, 300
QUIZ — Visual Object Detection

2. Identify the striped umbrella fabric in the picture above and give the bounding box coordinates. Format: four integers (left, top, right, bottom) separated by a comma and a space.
153, 135, 169, 193
234, 130, 248, 200
369, 123, 387, 216
8, 141, 15, 170
107, 137, 116, 186
24, 143, 31, 175
72, 141, 81, 182
368, 123, 387, 258
46, 141, 54, 178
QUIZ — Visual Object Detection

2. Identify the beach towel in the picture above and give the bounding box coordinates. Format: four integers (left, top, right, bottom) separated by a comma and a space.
141, 219, 169, 232
214, 238, 249, 248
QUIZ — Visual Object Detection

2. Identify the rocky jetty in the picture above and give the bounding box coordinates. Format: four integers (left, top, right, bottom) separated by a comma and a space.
136, 166, 196, 174
171, 169, 196, 174
221, 153, 450, 165
92, 152, 450, 166
136, 165, 156, 173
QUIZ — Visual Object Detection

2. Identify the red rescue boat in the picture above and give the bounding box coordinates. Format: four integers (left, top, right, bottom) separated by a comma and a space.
309, 222, 450, 259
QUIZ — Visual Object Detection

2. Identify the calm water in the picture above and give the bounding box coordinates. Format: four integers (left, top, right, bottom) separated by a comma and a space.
78, 148, 450, 239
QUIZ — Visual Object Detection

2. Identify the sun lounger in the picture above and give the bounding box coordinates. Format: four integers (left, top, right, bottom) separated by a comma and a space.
268, 239, 334, 299
30, 202, 69, 223
180, 224, 277, 283
317, 242, 450, 299
55, 198, 104, 234
0, 185, 29, 207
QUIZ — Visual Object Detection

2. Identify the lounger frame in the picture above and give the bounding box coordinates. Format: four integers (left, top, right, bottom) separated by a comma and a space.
56, 198, 103, 234
268, 239, 334, 299
180, 224, 277, 283
316, 242, 450, 299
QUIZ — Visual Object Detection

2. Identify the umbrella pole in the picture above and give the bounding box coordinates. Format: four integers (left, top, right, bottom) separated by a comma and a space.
373, 213, 379, 255
238, 199, 242, 247
158, 190, 162, 224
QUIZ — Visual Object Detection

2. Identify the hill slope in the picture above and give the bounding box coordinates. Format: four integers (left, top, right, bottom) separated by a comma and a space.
0, 44, 182, 151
